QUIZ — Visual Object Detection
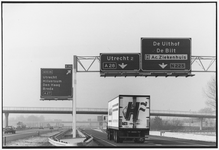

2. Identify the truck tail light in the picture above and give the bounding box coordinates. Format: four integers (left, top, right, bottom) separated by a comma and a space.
147, 119, 149, 127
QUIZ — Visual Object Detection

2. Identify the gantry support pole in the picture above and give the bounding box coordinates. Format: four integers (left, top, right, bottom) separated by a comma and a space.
200, 118, 203, 131
72, 55, 77, 138
4, 113, 9, 127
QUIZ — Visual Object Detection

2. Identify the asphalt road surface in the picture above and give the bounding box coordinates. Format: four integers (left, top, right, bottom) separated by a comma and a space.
83, 129, 216, 148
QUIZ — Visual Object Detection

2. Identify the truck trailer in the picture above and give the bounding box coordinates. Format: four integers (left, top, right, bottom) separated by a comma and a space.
107, 95, 150, 143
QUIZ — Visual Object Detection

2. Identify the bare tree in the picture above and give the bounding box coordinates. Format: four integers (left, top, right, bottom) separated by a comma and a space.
199, 107, 214, 114
204, 76, 216, 111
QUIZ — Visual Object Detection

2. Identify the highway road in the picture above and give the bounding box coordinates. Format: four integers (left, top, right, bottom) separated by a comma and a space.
83, 129, 216, 148
3, 128, 62, 144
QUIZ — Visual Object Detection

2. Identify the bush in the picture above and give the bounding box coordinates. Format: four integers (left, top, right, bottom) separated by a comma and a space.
150, 116, 183, 131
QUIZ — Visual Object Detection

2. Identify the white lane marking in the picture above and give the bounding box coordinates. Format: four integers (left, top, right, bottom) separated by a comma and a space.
93, 135, 117, 147
93, 129, 104, 133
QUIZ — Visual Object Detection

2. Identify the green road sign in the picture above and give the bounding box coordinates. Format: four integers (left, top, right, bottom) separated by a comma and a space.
41, 68, 72, 99
100, 53, 140, 72
141, 38, 191, 72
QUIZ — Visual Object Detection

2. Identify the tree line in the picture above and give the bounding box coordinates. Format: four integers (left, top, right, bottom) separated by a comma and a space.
150, 116, 183, 131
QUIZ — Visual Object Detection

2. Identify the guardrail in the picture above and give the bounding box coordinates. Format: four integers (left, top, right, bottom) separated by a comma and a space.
48, 129, 94, 146
48, 129, 75, 146
152, 110, 216, 116
48, 138, 74, 146
151, 129, 216, 136
79, 130, 94, 146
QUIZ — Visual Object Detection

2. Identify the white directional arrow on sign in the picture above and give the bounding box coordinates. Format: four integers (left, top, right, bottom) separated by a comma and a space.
66, 70, 71, 75
159, 63, 168, 69
119, 63, 127, 69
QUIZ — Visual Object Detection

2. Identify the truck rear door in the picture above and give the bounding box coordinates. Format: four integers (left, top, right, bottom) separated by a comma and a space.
119, 96, 150, 129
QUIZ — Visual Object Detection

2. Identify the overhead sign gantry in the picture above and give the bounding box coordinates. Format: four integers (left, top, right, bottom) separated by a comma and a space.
100, 38, 193, 77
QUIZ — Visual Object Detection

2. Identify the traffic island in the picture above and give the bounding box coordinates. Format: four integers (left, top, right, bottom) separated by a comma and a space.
49, 129, 94, 146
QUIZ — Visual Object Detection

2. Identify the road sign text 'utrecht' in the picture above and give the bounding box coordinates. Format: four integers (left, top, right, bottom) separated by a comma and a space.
41, 68, 72, 99
100, 53, 140, 72
141, 38, 191, 72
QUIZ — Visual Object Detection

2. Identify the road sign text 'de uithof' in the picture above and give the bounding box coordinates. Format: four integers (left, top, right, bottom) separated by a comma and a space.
41, 68, 72, 100
141, 38, 191, 72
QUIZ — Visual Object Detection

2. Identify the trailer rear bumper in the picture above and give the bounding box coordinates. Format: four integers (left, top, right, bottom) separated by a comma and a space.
107, 128, 150, 143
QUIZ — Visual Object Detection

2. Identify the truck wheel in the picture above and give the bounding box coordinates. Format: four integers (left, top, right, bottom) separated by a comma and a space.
107, 131, 112, 140
107, 133, 110, 140
134, 138, 144, 143
139, 138, 145, 143
113, 131, 117, 142
114, 131, 122, 143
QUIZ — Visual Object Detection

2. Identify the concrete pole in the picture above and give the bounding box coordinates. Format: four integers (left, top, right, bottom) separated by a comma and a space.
5, 113, 9, 127
200, 118, 203, 131
89, 119, 91, 127
72, 55, 77, 138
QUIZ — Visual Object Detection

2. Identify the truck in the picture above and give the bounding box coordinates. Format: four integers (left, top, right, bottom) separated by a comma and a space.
107, 95, 150, 143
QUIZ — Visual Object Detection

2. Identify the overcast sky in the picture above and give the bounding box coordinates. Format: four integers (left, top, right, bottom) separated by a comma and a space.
2, 2, 216, 119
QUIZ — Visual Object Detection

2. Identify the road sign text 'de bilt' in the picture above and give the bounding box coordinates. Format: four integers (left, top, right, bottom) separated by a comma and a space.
41, 68, 72, 99
100, 53, 140, 72
141, 38, 191, 72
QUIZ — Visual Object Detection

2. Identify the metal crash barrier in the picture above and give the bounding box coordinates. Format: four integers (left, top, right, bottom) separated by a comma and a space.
48, 129, 94, 146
